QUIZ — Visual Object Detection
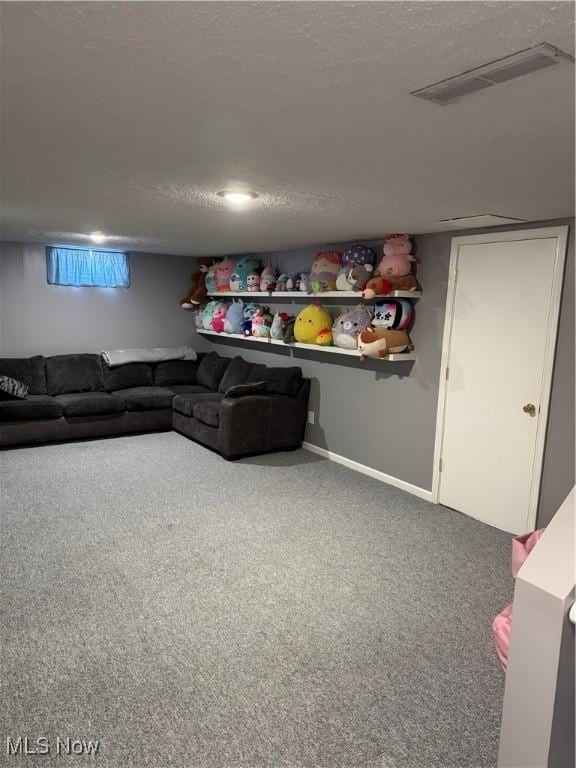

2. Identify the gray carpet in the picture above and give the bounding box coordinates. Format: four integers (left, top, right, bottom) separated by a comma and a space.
1, 433, 512, 768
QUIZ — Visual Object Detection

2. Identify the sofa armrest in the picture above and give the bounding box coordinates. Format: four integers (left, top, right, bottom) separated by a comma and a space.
218, 394, 306, 458
219, 395, 273, 458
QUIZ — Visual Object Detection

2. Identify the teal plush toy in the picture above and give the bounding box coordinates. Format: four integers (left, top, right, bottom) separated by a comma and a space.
201, 300, 218, 330
230, 258, 260, 292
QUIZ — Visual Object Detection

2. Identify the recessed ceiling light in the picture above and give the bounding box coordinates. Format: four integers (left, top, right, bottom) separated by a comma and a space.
217, 190, 259, 205
89, 231, 107, 244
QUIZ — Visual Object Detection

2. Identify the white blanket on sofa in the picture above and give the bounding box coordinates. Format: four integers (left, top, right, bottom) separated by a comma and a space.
100, 346, 197, 368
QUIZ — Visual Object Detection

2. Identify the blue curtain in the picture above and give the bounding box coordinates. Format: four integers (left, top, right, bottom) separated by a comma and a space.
46, 247, 130, 288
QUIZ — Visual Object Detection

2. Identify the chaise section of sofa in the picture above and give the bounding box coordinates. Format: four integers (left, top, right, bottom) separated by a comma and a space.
172, 353, 310, 459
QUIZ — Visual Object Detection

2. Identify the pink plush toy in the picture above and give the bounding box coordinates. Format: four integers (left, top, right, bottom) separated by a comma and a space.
260, 265, 277, 292
380, 234, 416, 277
362, 234, 418, 299
215, 258, 235, 292
211, 302, 228, 333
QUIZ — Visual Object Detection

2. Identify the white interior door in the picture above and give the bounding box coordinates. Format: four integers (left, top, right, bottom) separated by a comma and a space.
434, 228, 567, 534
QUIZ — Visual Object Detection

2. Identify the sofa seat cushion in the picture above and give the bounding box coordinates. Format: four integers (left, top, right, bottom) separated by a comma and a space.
196, 351, 230, 391
167, 384, 212, 396
172, 392, 224, 418
46, 354, 104, 395
55, 392, 126, 417
103, 362, 153, 392
0, 395, 63, 422
112, 386, 174, 411
0, 356, 47, 394
192, 401, 220, 428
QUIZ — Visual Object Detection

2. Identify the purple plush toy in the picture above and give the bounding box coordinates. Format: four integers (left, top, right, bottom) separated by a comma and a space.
336, 244, 376, 290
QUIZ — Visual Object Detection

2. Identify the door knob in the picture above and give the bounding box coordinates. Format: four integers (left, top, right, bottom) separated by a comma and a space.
523, 403, 536, 416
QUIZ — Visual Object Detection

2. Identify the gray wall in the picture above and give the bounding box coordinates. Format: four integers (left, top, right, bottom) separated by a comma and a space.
199, 234, 449, 491
0, 242, 197, 356
197, 219, 574, 527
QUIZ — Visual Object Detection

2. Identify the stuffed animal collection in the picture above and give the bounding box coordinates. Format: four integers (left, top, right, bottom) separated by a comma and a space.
189, 236, 418, 356
195, 297, 415, 356
183, 236, 418, 303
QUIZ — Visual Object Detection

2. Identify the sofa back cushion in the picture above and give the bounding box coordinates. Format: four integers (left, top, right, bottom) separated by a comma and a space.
0, 356, 47, 395
154, 360, 199, 387
103, 362, 153, 392
218, 357, 255, 394
46, 354, 104, 395
197, 351, 230, 391
246, 364, 303, 397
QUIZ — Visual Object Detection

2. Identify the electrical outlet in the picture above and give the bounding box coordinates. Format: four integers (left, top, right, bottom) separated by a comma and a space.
307, 410, 315, 425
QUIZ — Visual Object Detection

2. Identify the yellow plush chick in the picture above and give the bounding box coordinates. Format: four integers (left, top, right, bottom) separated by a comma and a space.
294, 301, 333, 344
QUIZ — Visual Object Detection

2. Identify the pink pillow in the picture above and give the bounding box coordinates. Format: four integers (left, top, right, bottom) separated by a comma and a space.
492, 529, 545, 672
493, 604, 513, 672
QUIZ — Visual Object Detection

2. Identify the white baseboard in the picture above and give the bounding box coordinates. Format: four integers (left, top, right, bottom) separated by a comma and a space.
302, 441, 434, 502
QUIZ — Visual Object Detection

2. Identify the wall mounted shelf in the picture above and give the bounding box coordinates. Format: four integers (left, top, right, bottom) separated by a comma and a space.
197, 329, 415, 362
208, 290, 421, 300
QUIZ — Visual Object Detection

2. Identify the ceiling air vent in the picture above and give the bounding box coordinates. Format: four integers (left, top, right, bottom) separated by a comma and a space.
440, 214, 526, 228
412, 43, 574, 105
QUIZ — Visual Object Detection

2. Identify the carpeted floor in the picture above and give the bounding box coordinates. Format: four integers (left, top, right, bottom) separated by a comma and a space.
1, 433, 512, 768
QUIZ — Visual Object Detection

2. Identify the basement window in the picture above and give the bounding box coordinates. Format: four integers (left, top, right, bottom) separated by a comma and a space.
46, 246, 130, 288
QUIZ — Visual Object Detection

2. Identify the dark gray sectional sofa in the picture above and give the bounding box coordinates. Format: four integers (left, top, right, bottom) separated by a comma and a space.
0, 351, 310, 459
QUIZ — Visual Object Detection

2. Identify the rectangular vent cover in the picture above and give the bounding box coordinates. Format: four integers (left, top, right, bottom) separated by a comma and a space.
412, 43, 574, 105
440, 214, 526, 229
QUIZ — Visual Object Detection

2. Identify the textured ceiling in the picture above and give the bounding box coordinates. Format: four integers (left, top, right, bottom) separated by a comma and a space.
0, 1, 574, 255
